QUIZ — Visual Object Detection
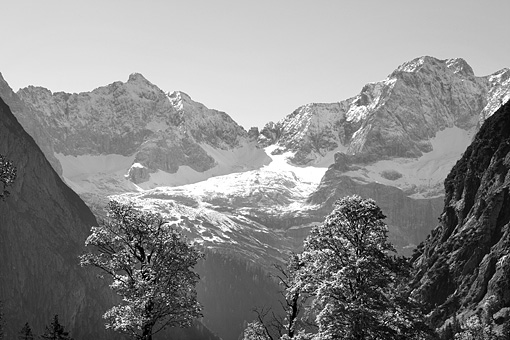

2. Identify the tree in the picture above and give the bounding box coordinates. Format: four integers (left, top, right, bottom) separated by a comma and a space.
18, 322, 34, 340
0, 154, 16, 200
242, 253, 314, 340
80, 200, 203, 340
453, 315, 493, 340
40, 315, 73, 340
275, 253, 314, 339
242, 321, 272, 340
453, 298, 502, 340
294, 195, 431, 340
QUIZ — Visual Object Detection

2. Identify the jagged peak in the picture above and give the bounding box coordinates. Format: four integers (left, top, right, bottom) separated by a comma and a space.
0, 72, 14, 94
488, 67, 510, 81
168, 90, 192, 101
127, 72, 151, 84
394, 56, 475, 77
385, 56, 485, 87
395, 56, 440, 73
168, 91, 194, 111
17, 85, 53, 96
445, 58, 474, 77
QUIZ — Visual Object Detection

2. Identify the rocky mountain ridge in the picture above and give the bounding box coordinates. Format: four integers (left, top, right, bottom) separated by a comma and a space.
411, 99, 510, 329
2, 56, 510, 339
260, 56, 509, 168
14, 73, 268, 191
0, 94, 258, 340
3, 56, 509, 262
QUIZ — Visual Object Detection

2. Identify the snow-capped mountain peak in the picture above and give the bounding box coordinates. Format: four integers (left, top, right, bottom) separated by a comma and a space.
445, 57, 474, 77
3, 55, 509, 266
264, 56, 509, 167
127, 72, 150, 83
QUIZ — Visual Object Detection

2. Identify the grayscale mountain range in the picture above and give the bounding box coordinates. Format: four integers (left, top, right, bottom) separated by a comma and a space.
1, 55, 510, 340
1, 56, 509, 265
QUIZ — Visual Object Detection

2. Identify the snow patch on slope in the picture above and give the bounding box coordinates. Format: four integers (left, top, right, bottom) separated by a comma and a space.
136, 143, 271, 189
122, 145, 329, 216
343, 127, 474, 198
263, 145, 327, 185
56, 153, 138, 194
55, 142, 272, 194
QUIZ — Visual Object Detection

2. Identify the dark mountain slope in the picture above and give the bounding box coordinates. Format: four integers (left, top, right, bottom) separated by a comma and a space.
196, 249, 282, 340
0, 96, 112, 338
412, 99, 510, 327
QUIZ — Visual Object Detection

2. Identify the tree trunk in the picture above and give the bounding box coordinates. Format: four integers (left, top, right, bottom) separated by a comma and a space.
142, 323, 152, 340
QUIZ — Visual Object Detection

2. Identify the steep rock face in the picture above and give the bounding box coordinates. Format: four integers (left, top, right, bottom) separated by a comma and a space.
0, 73, 62, 175
16, 73, 268, 190
263, 57, 510, 166
0, 97, 113, 339
412, 100, 510, 327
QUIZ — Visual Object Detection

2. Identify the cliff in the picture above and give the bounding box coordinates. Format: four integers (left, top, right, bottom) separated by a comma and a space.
412, 99, 510, 327
0, 96, 112, 338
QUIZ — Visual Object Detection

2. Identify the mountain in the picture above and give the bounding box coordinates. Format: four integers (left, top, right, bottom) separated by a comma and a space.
2, 56, 510, 339
411, 99, 510, 328
15, 73, 268, 195
0, 95, 114, 339
7, 57, 510, 260
0, 94, 245, 340
261, 57, 509, 172
114, 147, 324, 266
282, 56, 509, 253
111, 57, 509, 256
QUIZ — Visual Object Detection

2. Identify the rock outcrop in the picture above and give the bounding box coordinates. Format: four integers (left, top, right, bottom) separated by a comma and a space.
412, 100, 510, 327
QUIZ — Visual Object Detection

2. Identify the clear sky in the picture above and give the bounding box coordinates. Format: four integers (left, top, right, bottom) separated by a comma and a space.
1, 0, 509, 129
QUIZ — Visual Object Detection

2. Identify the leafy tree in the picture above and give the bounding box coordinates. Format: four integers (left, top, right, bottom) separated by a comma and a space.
242, 321, 272, 340
18, 322, 34, 340
453, 315, 493, 340
294, 195, 432, 340
40, 315, 73, 340
275, 253, 314, 339
80, 200, 203, 340
0, 154, 16, 200
453, 298, 502, 340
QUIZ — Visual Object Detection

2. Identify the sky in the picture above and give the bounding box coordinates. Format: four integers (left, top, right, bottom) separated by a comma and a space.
1, 0, 509, 129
